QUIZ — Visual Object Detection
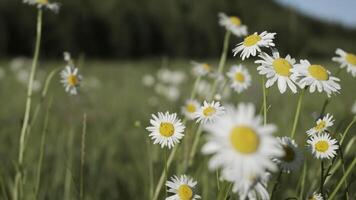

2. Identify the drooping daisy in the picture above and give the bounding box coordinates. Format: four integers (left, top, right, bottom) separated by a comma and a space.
332, 48, 356, 77
195, 101, 225, 124
202, 103, 283, 190
23, 0, 60, 13
274, 137, 303, 173
226, 64, 251, 93
191, 61, 212, 77
307, 133, 338, 159
255, 51, 298, 94
218, 13, 248, 37
60, 66, 82, 95
166, 175, 201, 200
181, 99, 200, 120
146, 112, 185, 149
307, 192, 323, 200
233, 31, 276, 60
292, 60, 341, 97
306, 113, 334, 136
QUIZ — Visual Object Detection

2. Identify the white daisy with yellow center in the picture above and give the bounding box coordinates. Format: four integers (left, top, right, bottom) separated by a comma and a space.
218, 13, 248, 37
233, 31, 276, 60
306, 113, 334, 136
195, 101, 225, 124
23, 0, 60, 13
274, 137, 303, 173
255, 51, 299, 94
226, 64, 251, 93
307, 133, 338, 159
308, 192, 323, 200
60, 66, 82, 95
146, 112, 185, 149
202, 103, 283, 193
191, 61, 212, 77
181, 99, 200, 120
332, 48, 356, 77
292, 60, 341, 97
166, 175, 201, 200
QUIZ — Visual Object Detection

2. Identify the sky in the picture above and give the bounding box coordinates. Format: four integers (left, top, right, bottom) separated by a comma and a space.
275, 0, 356, 28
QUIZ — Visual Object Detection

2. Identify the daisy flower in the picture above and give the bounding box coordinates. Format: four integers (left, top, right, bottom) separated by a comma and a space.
60, 66, 82, 95
23, 0, 60, 13
231, 172, 270, 200
146, 112, 185, 149
274, 137, 303, 173
306, 113, 334, 136
195, 101, 225, 124
233, 31, 276, 60
218, 13, 248, 37
202, 103, 283, 190
332, 48, 356, 77
226, 64, 251, 93
307, 192, 323, 200
166, 175, 201, 200
181, 99, 200, 120
191, 61, 212, 77
255, 51, 298, 93
307, 133, 338, 159
292, 60, 341, 97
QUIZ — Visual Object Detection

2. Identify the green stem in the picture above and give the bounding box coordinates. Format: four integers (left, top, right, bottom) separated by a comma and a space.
187, 125, 203, 167
329, 158, 356, 200
190, 75, 201, 100
164, 149, 168, 198
270, 170, 283, 199
262, 78, 267, 125
290, 89, 304, 139
298, 160, 307, 200
80, 114, 87, 200
340, 116, 356, 145
146, 137, 154, 199
14, 9, 42, 200
64, 129, 74, 200
320, 161, 324, 198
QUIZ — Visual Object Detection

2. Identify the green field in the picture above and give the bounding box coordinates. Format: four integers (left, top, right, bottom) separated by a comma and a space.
0, 58, 355, 199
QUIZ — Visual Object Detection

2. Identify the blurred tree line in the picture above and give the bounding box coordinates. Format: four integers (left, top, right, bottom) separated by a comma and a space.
0, 0, 355, 59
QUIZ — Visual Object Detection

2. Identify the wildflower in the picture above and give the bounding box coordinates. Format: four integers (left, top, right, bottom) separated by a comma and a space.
233, 31, 276, 60
255, 51, 298, 93
226, 64, 251, 93
60, 66, 82, 95
23, 0, 60, 13
166, 175, 201, 200
146, 112, 185, 149
306, 113, 334, 136
292, 60, 341, 97
202, 103, 283, 190
231, 173, 270, 200
218, 13, 248, 37
142, 74, 155, 87
307, 133, 338, 159
191, 61, 212, 77
157, 69, 186, 86
181, 99, 200, 120
195, 101, 225, 124
274, 137, 303, 173
307, 192, 323, 200
332, 48, 356, 77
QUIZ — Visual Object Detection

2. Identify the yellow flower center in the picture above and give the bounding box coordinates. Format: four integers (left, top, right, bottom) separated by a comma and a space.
282, 145, 295, 162
234, 72, 245, 83
229, 16, 241, 26
273, 58, 292, 76
178, 184, 193, 200
202, 63, 211, 71
36, 0, 49, 4
186, 103, 196, 113
308, 65, 329, 81
230, 126, 260, 154
67, 75, 79, 86
346, 53, 356, 65
315, 120, 326, 131
243, 34, 261, 47
203, 106, 216, 117
315, 141, 329, 153
159, 122, 175, 137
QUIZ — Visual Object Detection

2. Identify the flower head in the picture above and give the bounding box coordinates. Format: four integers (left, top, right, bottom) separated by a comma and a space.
307, 192, 323, 200
166, 175, 201, 200
23, 0, 60, 13
60, 66, 82, 95
274, 137, 303, 173
195, 101, 225, 124
306, 113, 334, 136
255, 51, 299, 94
181, 99, 200, 120
233, 31, 276, 60
226, 64, 251, 93
332, 48, 356, 77
218, 13, 248, 37
191, 61, 212, 77
146, 112, 185, 149
307, 133, 338, 159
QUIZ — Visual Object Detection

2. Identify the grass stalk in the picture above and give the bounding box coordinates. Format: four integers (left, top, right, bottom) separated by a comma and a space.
290, 89, 304, 139
80, 113, 87, 200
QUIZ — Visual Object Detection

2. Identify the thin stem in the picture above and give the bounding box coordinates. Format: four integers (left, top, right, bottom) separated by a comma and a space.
338, 147, 349, 199
320, 161, 324, 198
340, 116, 356, 145
34, 96, 53, 198
80, 113, 87, 200
318, 98, 330, 118
270, 170, 283, 199
146, 136, 154, 199
329, 158, 356, 200
290, 89, 305, 139
164, 149, 168, 198
64, 129, 75, 200
190, 75, 201, 100
216, 171, 220, 192
262, 77, 267, 125
187, 125, 203, 167
14, 9, 42, 200
298, 160, 307, 200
